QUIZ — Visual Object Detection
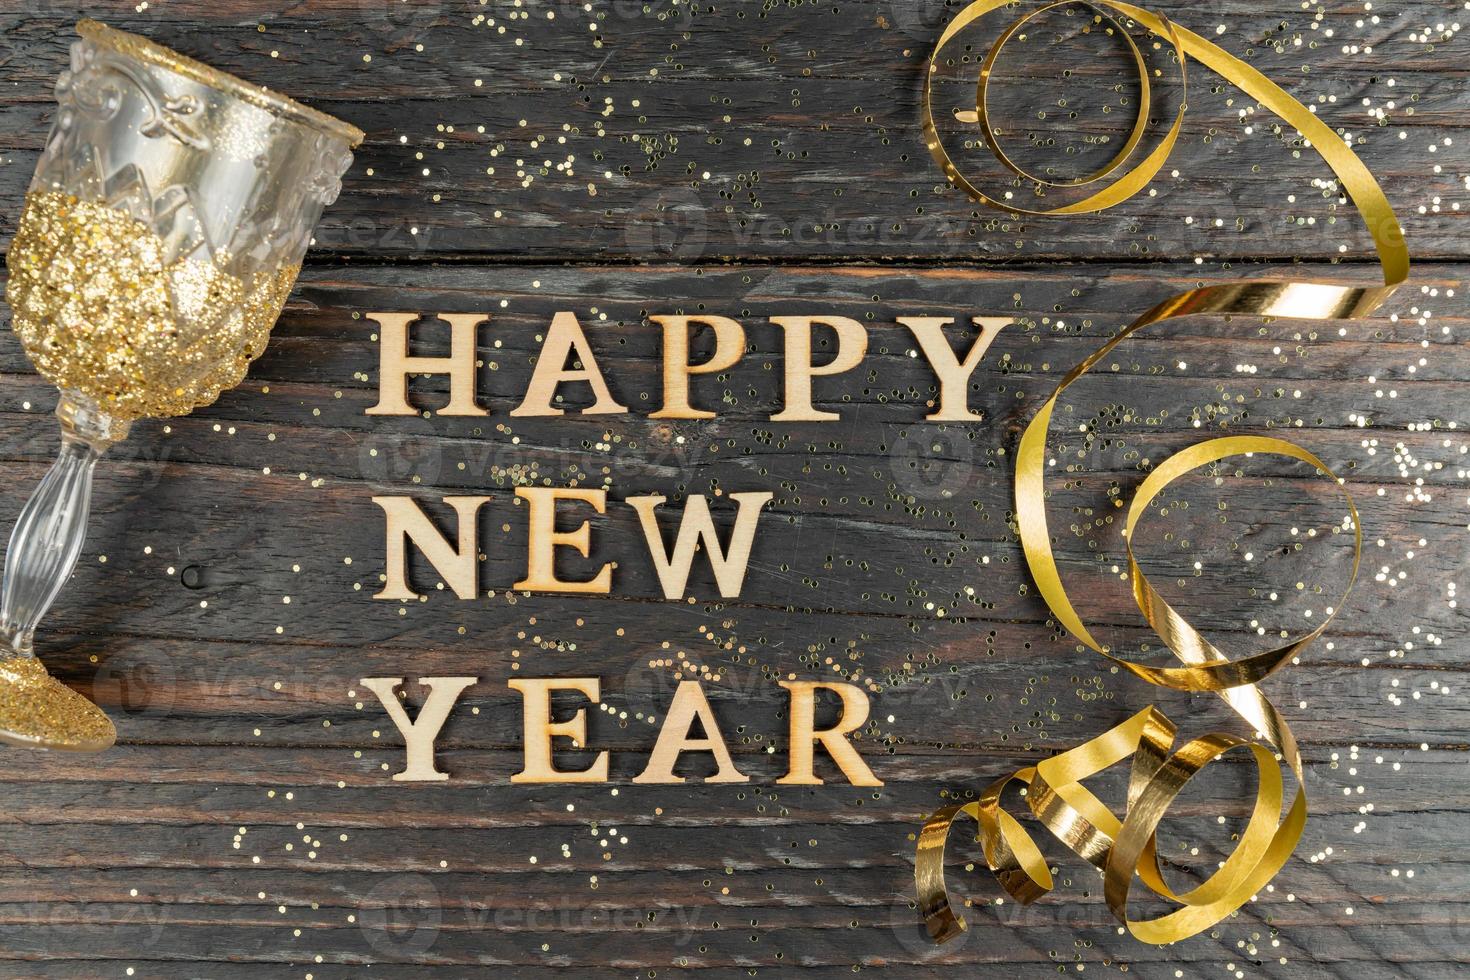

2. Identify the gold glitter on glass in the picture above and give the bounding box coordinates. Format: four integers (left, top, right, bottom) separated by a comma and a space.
7, 191, 299, 420
0, 18, 358, 753
0, 655, 114, 751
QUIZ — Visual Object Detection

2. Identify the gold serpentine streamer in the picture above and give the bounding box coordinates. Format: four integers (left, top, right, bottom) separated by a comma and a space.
913, 0, 1407, 945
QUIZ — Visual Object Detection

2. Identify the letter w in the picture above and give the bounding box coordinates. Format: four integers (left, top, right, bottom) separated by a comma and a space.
628, 492, 773, 599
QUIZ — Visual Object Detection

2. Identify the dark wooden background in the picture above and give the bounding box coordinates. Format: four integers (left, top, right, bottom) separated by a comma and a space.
0, 1, 1466, 977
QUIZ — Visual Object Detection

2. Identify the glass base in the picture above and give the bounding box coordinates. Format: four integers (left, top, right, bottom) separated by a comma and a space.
0, 655, 115, 752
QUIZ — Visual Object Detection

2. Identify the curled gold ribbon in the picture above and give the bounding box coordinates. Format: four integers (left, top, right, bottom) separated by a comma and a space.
915, 0, 1406, 946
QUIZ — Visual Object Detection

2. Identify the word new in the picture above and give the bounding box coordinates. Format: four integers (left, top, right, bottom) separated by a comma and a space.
375, 488, 772, 599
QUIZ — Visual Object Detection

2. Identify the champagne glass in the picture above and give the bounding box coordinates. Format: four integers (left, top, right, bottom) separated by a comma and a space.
0, 20, 363, 750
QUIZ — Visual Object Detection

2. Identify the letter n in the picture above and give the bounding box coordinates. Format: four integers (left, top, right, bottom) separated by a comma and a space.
373, 496, 489, 600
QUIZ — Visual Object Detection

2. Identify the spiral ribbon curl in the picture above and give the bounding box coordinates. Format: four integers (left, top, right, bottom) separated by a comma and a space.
913, 0, 1407, 945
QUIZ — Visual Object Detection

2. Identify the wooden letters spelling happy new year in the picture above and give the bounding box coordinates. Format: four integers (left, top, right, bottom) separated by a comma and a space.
360, 309, 1009, 785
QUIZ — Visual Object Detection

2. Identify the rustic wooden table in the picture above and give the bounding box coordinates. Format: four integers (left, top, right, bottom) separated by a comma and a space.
0, 1, 1465, 977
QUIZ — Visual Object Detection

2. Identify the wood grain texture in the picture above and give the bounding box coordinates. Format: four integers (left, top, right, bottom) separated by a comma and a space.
0, 1, 1465, 978
0, 0, 1465, 263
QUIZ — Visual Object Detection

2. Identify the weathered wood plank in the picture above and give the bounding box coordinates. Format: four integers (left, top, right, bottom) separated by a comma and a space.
0, 913, 1464, 971
0, 256, 1449, 974
0, 2, 1461, 975
0, 1, 1463, 261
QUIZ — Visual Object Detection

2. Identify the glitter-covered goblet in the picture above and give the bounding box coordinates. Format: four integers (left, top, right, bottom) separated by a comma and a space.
0, 21, 362, 750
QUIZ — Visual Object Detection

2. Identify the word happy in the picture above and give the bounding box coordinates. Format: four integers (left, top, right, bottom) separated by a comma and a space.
366, 309, 1010, 600
364, 310, 1012, 423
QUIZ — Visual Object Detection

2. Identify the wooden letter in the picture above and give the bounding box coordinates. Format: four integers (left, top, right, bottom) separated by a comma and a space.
634, 681, 748, 784
770, 315, 868, 422
509, 677, 609, 783
514, 487, 612, 593
510, 311, 628, 417
361, 676, 477, 782
649, 314, 746, 419
898, 316, 1011, 421
777, 681, 882, 786
627, 492, 772, 599
373, 496, 489, 600
366, 312, 487, 417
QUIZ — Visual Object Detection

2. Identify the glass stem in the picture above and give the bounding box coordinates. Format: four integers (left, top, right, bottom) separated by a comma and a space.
0, 392, 129, 659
